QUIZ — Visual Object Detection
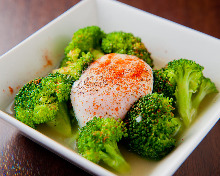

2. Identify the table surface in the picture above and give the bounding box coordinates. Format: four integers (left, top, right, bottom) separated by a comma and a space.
0, 0, 219, 175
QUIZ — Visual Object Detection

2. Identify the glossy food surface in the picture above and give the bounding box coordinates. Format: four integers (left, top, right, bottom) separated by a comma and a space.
0, 0, 219, 175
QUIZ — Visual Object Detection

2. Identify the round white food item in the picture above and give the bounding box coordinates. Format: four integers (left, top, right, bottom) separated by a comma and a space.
71, 53, 153, 127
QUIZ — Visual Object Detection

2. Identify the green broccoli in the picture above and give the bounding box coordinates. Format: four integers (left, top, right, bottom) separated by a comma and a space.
14, 72, 74, 137
124, 93, 182, 160
64, 25, 105, 56
53, 51, 94, 80
153, 69, 176, 104
163, 59, 218, 127
56, 26, 105, 78
60, 48, 82, 68
191, 76, 218, 118
90, 48, 105, 60
101, 31, 153, 67
77, 117, 130, 173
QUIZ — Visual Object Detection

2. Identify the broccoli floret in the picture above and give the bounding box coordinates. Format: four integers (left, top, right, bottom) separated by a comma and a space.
162, 59, 218, 127
124, 93, 181, 160
61, 47, 104, 67
77, 117, 130, 173
191, 76, 218, 118
153, 69, 176, 103
101, 31, 153, 67
59, 26, 105, 70
53, 51, 94, 80
60, 48, 82, 68
65, 26, 105, 55
14, 72, 74, 137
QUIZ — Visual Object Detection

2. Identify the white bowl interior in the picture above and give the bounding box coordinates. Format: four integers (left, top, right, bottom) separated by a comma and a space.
0, 0, 220, 175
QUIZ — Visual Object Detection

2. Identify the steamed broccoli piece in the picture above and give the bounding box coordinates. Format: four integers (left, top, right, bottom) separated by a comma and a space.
90, 48, 105, 60
77, 117, 130, 173
59, 26, 105, 72
65, 26, 105, 55
101, 31, 153, 67
14, 72, 74, 137
60, 48, 81, 68
61, 47, 104, 67
191, 77, 218, 118
153, 69, 176, 103
163, 59, 214, 127
124, 93, 181, 160
53, 51, 94, 80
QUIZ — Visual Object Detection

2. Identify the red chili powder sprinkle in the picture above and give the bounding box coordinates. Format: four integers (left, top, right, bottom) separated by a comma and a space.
16, 86, 21, 90
43, 50, 53, 68
44, 55, 52, 67
8, 86, 14, 94
91, 53, 150, 86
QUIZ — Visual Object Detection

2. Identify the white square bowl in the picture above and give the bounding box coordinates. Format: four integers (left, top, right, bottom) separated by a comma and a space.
0, 0, 219, 175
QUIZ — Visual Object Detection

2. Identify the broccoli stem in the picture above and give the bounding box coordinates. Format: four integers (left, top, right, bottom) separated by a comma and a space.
191, 87, 206, 120
191, 77, 218, 119
176, 74, 193, 127
46, 101, 72, 137
170, 118, 183, 138
177, 75, 218, 127
91, 48, 104, 60
100, 143, 130, 174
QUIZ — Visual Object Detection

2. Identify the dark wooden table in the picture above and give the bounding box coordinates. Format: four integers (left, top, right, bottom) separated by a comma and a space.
0, 0, 219, 175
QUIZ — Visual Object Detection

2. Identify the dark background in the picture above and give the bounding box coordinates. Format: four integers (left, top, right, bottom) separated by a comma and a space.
0, 0, 219, 175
